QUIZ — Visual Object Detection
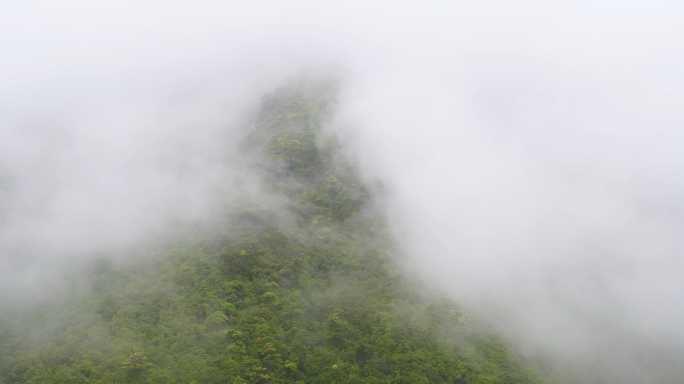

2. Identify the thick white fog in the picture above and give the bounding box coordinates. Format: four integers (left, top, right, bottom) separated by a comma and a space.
340, 62, 684, 357
2, 0, 684, 376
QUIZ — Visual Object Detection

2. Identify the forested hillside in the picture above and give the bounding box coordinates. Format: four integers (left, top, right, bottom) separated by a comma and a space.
0, 76, 552, 383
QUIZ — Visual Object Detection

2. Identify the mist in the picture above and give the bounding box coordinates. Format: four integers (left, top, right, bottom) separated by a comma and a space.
2, 0, 684, 380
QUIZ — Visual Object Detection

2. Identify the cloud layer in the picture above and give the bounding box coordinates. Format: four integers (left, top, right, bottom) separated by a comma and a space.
2, 0, 684, 378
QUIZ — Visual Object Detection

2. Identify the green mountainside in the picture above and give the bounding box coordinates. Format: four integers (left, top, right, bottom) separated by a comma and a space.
0, 76, 552, 384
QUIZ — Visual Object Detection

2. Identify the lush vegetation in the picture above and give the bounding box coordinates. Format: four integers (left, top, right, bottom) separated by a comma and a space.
0, 76, 552, 383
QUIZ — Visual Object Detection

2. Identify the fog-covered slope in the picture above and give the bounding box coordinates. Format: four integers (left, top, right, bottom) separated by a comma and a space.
0, 77, 550, 384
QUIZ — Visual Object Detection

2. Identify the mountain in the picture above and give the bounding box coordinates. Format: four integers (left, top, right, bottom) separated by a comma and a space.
0, 75, 551, 384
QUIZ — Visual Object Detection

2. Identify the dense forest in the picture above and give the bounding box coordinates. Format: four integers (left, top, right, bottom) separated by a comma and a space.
0, 76, 553, 383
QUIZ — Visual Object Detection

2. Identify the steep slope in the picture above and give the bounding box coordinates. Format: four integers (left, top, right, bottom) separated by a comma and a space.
0, 76, 551, 384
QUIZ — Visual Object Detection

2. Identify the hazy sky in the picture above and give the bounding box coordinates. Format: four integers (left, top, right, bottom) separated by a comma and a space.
2, 0, 684, 377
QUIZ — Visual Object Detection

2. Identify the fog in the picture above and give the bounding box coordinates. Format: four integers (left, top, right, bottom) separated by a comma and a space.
2, 0, 684, 380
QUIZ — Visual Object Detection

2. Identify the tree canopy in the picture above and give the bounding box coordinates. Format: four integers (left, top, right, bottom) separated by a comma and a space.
0, 75, 552, 384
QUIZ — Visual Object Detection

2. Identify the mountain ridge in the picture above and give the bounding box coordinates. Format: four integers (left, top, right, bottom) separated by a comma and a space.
0, 75, 551, 384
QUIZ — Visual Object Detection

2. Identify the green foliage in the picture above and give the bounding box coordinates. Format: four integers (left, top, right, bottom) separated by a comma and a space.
0, 76, 552, 384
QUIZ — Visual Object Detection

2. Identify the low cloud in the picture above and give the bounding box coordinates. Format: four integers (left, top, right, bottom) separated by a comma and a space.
2, 0, 684, 379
